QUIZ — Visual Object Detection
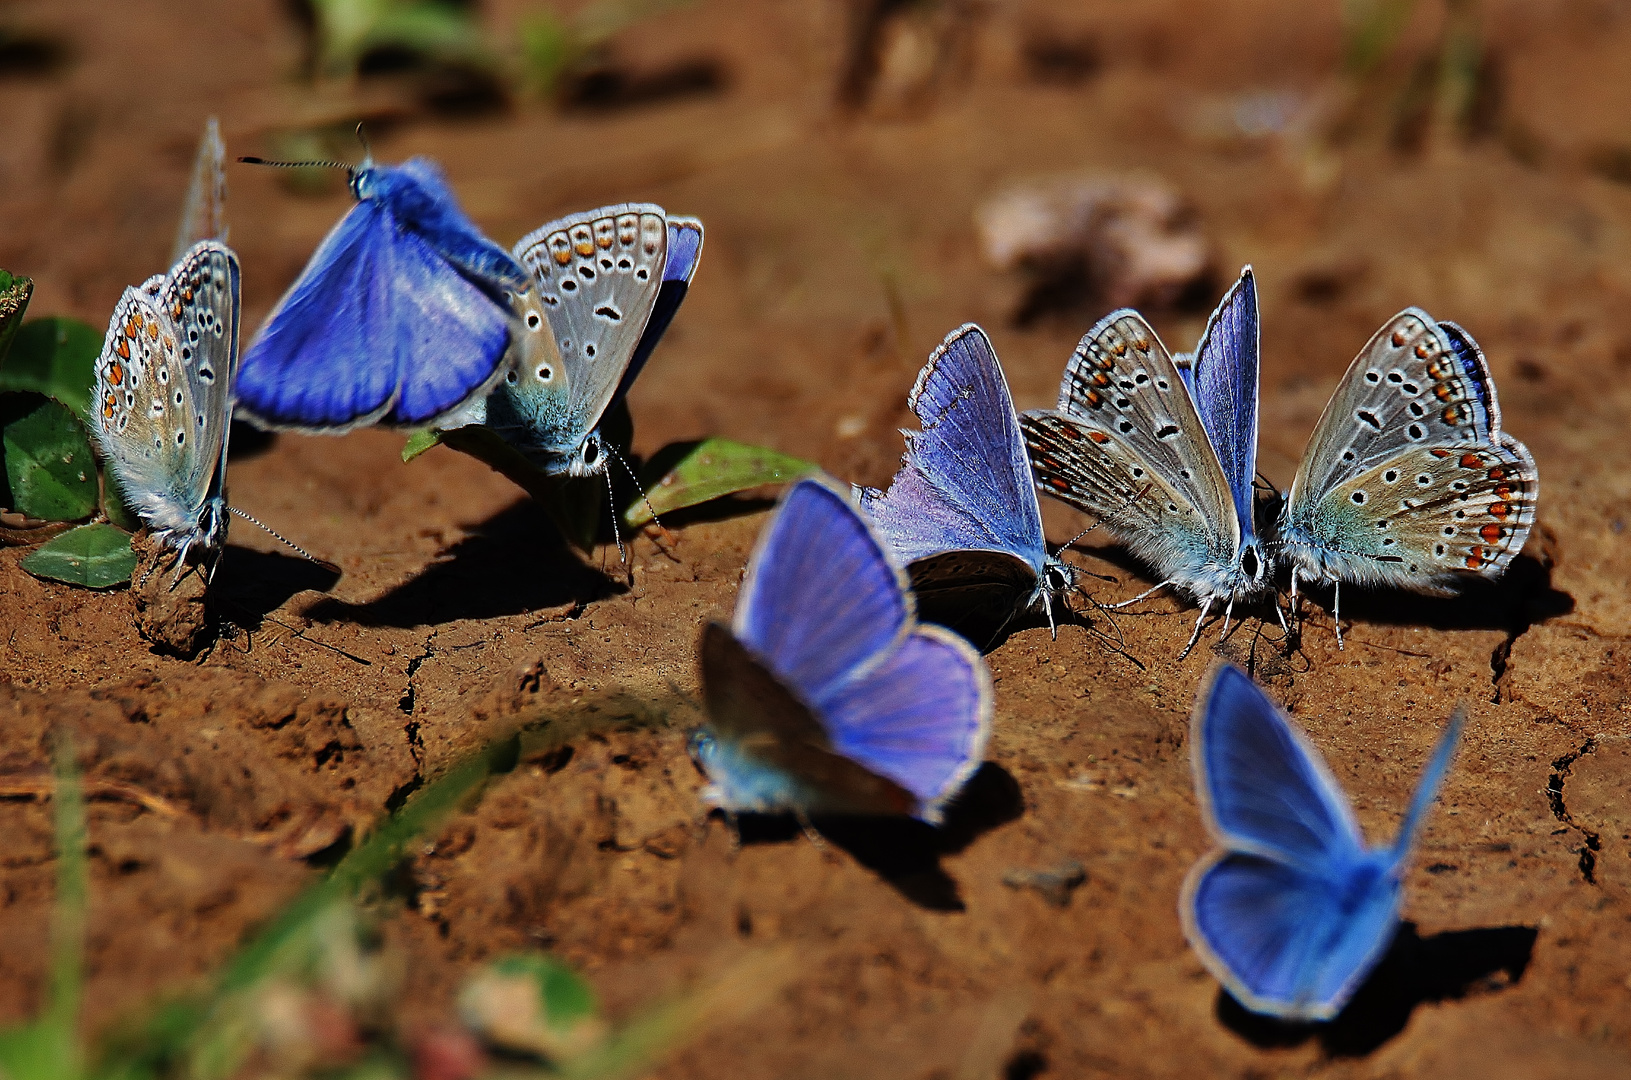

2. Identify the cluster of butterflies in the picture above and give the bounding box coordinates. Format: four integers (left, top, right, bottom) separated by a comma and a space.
81, 121, 1534, 1026
691, 274, 1536, 1022
91, 123, 702, 580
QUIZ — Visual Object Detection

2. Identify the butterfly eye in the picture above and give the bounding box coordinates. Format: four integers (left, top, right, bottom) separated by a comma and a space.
582, 439, 599, 466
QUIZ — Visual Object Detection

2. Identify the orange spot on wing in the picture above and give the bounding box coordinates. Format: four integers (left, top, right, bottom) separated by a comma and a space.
108, 362, 124, 385
1459, 453, 1481, 469
1087, 431, 1110, 445
1084, 390, 1103, 408
116, 338, 130, 360
1465, 547, 1485, 570
1480, 524, 1503, 542
1434, 384, 1453, 401
1091, 372, 1111, 388
1488, 466, 1506, 481
1488, 502, 1510, 520
1049, 477, 1070, 492
1392, 330, 1408, 347
1415, 342, 1431, 358
553, 248, 572, 266
1430, 448, 1452, 458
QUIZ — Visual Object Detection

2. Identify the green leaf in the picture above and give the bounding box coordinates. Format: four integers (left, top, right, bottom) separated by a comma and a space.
101, 470, 140, 532
625, 438, 817, 527
401, 428, 443, 462
0, 736, 88, 1080
20, 524, 137, 588
519, 12, 576, 96
492, 954, 599, 1033
0, 271, 34, 369
1, 395, 98, 522
0, 318, 101, 420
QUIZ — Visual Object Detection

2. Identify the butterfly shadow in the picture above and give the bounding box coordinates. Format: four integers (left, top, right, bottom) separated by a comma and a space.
1216, 921, 1539, 1057
732, 762, 1025, 911
302, 498, 624, 629
212, 543, 341, 624
1303, 552, 1574, 646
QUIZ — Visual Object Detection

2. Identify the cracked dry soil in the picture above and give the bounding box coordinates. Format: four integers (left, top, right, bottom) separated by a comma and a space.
5, 1, 1631, 1077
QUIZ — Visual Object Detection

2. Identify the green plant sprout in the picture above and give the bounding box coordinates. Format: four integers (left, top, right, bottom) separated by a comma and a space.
517, 0, 691, 98
1336, 0, 1495, 149
0, 728, 791, 1080
307, 0, 494, 82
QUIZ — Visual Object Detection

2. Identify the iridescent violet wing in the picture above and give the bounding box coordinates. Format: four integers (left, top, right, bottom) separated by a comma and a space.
1189, 663, 1362, 868
1183, 848, 1402, 1021
236, 158, 526, 433
860, 324, 1048, 578
1186, 267, 1260, 545
697, 477, 992, 823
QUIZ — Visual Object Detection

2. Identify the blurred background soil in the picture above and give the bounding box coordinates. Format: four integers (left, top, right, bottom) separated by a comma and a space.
3, 0, 1631, 1076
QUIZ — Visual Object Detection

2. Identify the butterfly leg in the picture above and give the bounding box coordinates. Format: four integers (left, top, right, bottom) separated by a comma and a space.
1112, 579, 1177, 610
794, 809, 828, 849
1178, 596, 1215, 660
1221, 595, 1236, 639
1333, 578, 1344, 650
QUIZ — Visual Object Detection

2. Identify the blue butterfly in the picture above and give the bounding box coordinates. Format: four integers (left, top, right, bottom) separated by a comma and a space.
1022, 268, 1273, 656
692, 476, 992, 825
235, 156, 531, 432
859, 323, 1075, 637
473, 204, 703, 477
1182, 663, 1463, 1021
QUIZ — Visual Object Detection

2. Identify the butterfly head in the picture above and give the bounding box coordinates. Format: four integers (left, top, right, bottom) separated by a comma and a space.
566, 430, 607, 478
1237, 537, 1270, 591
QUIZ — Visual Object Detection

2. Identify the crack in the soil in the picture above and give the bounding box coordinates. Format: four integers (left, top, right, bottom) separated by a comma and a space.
399, 635, 435, 771
1547, 737, 1600, 884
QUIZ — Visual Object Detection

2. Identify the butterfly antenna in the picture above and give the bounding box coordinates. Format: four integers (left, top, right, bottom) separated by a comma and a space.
237, 156, 354, 171
354, 123, 374, 166
227, 506, 338, 572
605, 440, 664, 535
599, 465, 628, 568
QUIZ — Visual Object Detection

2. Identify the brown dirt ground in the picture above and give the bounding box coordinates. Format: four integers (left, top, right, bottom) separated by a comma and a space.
4, 0, 1631, 1076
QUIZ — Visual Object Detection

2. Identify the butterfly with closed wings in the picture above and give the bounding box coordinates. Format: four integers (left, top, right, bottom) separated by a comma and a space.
91, 241, 239, 577
474, 203, 703, 483
1274, 311, 1538, 647
1022, 268, 1274, 657
858, 323, 1080, 643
